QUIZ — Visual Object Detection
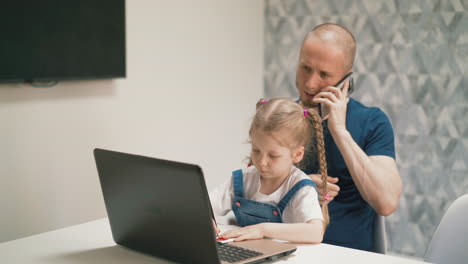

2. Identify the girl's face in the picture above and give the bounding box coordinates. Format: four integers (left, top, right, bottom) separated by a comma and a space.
250, 129, 304, 180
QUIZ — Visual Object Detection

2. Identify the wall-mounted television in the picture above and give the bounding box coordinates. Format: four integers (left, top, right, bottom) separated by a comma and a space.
0, 0, 126, 83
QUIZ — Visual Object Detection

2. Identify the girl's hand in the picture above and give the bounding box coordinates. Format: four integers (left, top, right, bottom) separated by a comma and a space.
219, 224, 264, 241
212, 219, 220, 236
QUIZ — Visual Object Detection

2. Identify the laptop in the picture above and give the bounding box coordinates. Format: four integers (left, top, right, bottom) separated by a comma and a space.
93, 148, 297, 264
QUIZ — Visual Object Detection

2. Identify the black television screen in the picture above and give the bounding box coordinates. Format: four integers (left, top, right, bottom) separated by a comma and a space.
0, 0, 126, 83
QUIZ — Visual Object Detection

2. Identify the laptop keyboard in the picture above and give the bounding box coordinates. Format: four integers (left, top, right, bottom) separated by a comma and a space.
217, 243, 263, 263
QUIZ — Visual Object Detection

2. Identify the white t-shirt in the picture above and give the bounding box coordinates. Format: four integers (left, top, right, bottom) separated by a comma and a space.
209, 166, 323, 223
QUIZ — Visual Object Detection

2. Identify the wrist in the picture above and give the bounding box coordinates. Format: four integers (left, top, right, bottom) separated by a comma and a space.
258, 223, 268, 237
330, 128, 351, 143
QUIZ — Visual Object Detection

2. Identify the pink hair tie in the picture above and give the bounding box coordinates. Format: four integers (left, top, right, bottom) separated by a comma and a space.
303, 109, 309, 117
261, 100, 268, 104
324, 193, 330, 201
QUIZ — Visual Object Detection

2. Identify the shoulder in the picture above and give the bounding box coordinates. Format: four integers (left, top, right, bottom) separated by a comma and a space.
287, 167, 316, 192
239, 166, 260, 184
287, 168, 319, 204
348, 99, 396, 157
348, 98, 387, 117
289, 166, 311, 184
347, 98, 393, 128
240, 166, 258, 177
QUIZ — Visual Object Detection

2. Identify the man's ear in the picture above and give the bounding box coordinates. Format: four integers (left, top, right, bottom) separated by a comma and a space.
293, 146, 305, 163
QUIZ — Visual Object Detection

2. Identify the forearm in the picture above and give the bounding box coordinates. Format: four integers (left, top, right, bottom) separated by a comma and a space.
332, 130, 402, 216
259, 220, 324, 244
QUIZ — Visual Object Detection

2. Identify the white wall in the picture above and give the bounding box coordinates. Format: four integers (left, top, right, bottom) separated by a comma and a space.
0, 0, 263, 243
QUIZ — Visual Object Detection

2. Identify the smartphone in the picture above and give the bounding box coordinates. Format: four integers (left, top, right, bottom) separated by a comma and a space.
334, 72, 354, 95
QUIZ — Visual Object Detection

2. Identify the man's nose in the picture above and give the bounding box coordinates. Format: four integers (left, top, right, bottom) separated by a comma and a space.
305, 73, 321, 90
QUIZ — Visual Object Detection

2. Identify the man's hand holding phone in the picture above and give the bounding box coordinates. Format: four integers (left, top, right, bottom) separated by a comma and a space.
313, 72, 352, 136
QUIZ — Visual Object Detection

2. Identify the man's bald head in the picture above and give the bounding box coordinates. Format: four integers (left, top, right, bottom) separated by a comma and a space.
303, 23, 356, 71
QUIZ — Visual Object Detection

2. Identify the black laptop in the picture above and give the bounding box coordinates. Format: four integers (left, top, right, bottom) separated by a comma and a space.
93, 148, 297, 264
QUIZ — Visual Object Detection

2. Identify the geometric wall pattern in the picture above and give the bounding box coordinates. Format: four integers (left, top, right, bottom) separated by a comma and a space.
264, 0, 468, 258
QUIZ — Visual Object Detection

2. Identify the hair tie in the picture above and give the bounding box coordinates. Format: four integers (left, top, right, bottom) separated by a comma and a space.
303, 109, 309, 117
261, 100, 268, 104
324, 193, 330, 201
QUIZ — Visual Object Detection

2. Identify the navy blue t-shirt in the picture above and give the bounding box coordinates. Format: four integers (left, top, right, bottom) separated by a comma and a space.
303, 98, 396, 252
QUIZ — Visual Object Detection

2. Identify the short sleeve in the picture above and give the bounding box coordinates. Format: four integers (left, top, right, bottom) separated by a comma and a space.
209, 178, 233, 218
282, 185, 323, 223
364, 108, 396, 159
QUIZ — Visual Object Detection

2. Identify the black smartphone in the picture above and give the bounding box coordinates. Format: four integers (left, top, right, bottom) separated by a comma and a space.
334, 72, 354, 95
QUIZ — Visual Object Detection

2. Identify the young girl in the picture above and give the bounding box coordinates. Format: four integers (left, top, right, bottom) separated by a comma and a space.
210, 98, 329, 243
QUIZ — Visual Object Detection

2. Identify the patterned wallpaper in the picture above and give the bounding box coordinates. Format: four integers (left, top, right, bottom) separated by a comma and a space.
264, 0, 468, 258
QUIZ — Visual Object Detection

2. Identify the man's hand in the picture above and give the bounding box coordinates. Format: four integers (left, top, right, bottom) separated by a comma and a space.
313, 80, 350, 136
308, 174, 340, 205
219, 224, 264, 241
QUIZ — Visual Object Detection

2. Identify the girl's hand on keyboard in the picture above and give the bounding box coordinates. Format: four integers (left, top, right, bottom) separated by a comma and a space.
218, 224, 264, 241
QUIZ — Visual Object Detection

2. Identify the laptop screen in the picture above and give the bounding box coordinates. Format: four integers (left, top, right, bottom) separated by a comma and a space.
94, 148, 221, 263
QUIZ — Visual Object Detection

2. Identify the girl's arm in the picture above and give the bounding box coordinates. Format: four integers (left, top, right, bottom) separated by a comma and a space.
219, 219, 324, 244
209, 178, 233, 217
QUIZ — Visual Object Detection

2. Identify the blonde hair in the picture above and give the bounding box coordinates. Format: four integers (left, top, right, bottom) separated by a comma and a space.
249, 98, 329, 228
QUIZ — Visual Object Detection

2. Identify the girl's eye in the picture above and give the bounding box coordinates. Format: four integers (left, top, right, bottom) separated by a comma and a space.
252, 149, 260, 153
269, 155, 279, 159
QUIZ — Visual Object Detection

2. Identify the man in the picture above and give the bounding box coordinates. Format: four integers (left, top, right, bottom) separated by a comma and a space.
296, 23, 402, 251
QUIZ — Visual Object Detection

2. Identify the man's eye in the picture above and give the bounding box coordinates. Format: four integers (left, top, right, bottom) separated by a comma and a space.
302, 65, 311, 73
252, 149, 260, 153
320, 72, 329, 78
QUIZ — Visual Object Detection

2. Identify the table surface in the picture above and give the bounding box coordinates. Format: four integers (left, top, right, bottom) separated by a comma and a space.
0, 218, 426, 264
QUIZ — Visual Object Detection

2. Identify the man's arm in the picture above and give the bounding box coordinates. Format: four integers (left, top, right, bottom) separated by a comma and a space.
332, 129, 402, 216
313, 83, 402, 215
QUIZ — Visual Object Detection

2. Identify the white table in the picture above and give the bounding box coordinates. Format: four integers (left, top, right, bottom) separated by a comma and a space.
0, 218, 426, 263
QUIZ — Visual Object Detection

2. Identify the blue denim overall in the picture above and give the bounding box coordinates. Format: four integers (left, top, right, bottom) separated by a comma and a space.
231, 169, 317, 227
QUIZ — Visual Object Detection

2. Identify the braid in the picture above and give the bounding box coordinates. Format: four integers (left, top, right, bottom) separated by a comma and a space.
306, 109, 330, 228
307, 110, 328, 192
